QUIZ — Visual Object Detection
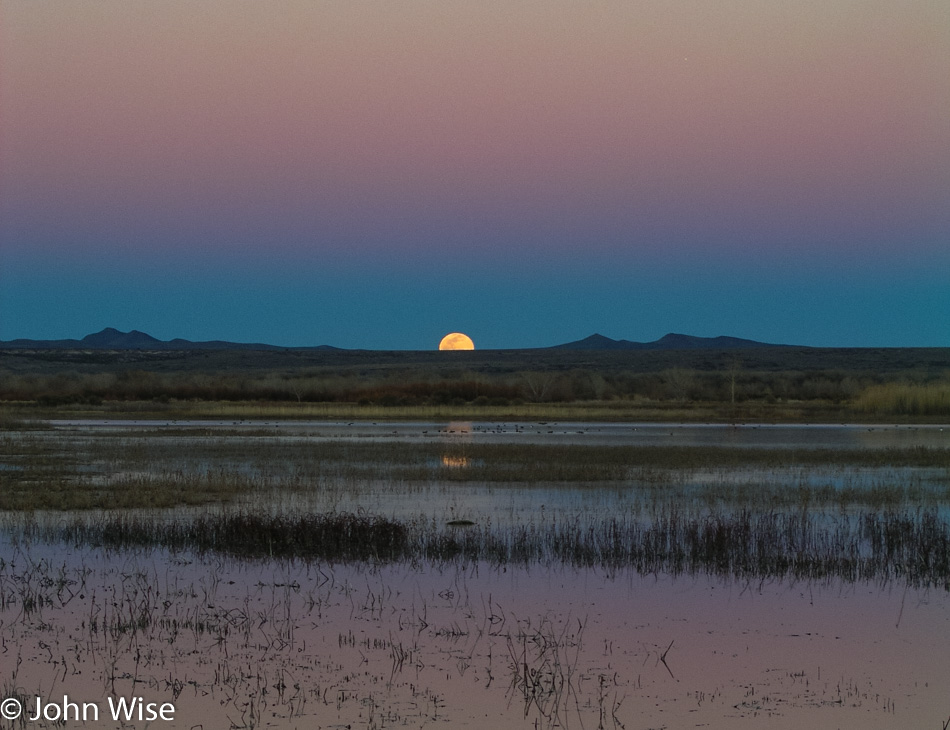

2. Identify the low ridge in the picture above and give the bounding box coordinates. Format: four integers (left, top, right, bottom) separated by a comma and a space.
552, 332, 786, 350
0, 328, 339, 351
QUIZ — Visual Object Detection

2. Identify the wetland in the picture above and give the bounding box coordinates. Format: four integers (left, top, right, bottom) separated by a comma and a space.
1, 419, 949, 728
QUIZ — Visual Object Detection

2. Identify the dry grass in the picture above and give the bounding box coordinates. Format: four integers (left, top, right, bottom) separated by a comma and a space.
856, 383, 950, 416
2, 399, 849, 423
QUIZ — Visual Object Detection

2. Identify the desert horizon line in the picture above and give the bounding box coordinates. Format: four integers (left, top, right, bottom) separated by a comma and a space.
2, 326, 946, 352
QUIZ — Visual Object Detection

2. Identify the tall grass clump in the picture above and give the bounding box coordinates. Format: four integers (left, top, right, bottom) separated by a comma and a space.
36, 509, 950, 589
60, 513, 409, 562
855, 383, 950, 416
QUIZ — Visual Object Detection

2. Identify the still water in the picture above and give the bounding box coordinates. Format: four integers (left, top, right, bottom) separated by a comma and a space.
2, 543, 948, 730
2, 420, 948, 728
46, 418, 950, 449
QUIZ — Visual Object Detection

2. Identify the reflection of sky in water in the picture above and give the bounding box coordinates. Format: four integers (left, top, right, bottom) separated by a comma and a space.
4, 421, 949, 727
2, 543, 948, 730
260, 468, 950, 529
14, 420, 950, 528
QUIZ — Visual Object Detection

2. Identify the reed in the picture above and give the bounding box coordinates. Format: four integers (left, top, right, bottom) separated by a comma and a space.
59, 513, 409, 561
856, 382, 950, 416
25, 508, 949, 589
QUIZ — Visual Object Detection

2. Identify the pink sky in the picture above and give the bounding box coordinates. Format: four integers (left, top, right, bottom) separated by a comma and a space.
1, 0, 948, 346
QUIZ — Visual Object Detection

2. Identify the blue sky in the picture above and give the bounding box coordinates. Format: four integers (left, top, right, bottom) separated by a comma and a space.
2, 0, 948, 349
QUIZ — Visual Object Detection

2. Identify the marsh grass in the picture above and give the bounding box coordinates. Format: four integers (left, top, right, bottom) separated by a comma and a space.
0, 539, 937, 730
0, 427, 950, 510
19, 508, 949, 589
505, 613, 590, 728
856, 383, 950, 416
66, 512, 410, 561
0, 412, 49, 431
2, 427, 947, 511
3, 423, 948, 590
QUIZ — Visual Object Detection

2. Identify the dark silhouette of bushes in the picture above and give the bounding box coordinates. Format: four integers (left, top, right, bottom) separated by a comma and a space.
2, 354, 947, 414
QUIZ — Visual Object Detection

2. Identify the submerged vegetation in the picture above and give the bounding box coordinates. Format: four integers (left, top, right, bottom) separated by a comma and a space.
2, 427, 948, 511
2, 422, 948, 587
16, 508, 946, 589
1, 417, 948, 728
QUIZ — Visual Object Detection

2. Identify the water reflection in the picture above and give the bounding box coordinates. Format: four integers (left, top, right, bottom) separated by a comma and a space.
439, 421, 474, 468
3, 419, 949, 728
2, 546, 946, 730
45, 419, 950, 450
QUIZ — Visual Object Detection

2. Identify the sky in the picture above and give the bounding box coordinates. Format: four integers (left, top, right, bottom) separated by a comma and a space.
1, 0, 948, 350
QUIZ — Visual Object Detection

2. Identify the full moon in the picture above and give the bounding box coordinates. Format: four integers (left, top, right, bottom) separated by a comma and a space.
439, 332, 475, 351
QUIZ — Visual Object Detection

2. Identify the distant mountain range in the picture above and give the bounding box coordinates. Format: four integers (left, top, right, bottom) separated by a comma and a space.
0, 328, 339, 351
551, 332, 784, 350
0, 328, 788, 351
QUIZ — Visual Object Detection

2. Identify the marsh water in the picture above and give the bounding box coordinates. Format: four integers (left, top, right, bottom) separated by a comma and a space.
45, 418, 950, 449
1, 420, 948, 728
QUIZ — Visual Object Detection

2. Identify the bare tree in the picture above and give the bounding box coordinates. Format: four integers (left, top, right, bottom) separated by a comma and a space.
663, 368, 694, 402
727, 356, 743, 406
522, 372, 556, 402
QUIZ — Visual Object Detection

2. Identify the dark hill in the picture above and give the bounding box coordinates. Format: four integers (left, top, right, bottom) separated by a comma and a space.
81, 328, 162, 348
553, 332, 786, 350
554, 333, 642, 350
0, 328, 339, 351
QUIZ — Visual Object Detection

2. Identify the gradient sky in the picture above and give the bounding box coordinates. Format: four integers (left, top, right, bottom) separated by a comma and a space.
2, 0, 948, 349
